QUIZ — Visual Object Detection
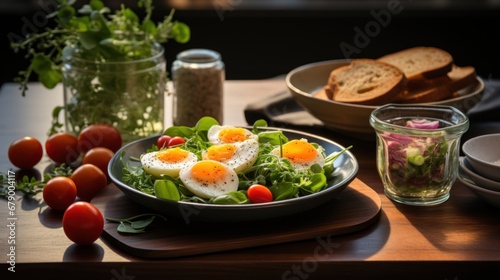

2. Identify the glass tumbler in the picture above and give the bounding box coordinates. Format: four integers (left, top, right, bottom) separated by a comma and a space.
370, 104, 469, 206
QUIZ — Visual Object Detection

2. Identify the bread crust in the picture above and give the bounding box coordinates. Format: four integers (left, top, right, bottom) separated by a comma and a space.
378, 46, 453, 81
325, 59, 407, 105
319, 47, 477, 106
395, 65, 477, 103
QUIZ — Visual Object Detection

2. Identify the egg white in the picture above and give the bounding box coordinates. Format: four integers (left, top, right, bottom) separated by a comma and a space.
179, 160, 239, 199
207, 125, 258, 144
202, 139, 259, 173
140, 147, 198, 178
270, 138, 325, 171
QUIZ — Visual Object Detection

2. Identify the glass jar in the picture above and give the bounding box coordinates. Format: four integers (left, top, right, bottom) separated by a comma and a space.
61, 43, 166, 144
172, 49, 225, 127
370, 104, 469, 206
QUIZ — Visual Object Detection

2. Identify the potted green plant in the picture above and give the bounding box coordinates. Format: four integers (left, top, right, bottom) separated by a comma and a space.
10, 0, 190, 143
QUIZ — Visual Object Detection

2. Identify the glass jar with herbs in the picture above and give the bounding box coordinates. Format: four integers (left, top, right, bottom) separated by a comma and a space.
61, 41, 166, 143
9, 0, 190, 143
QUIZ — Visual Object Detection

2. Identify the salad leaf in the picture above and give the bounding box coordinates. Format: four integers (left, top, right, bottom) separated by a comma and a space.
269, 182, 298, 201
252, 119, 268, 133
256, 131, 289, 146
106, 213, 167, 234
299, 173, 327, 194
154, 179, 181, 201
165, 126, 196, 139
210, 191, 248, 204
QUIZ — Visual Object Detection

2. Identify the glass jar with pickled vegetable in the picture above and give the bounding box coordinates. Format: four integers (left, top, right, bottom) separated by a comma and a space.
370, 104, 469, 206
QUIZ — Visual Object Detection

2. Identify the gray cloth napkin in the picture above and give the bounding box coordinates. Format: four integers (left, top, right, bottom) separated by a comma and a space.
244, 79, 500, 127
466, 79, 500, 122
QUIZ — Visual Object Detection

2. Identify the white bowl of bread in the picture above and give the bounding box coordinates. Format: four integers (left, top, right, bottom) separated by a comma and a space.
286, 46, 484, 140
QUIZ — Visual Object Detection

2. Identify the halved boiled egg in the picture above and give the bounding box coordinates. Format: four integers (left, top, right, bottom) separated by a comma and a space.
207, 125, 258, 144
179, 160, 239, 199
140, 147, 198, 178
202, 139, 259, 173
270, 138, 325, 171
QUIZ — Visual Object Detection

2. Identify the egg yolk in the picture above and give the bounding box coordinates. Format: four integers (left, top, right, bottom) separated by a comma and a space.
282, 140, 317, 163
203, 144, 237, 161
191, 161, 227, 183
156, 147, 190, 163
219, 127, 249, 143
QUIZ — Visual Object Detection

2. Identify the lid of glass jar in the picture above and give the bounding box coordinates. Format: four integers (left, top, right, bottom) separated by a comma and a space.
176, 49, 221, 63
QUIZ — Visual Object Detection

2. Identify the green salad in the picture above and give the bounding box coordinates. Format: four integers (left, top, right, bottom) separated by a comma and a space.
120, 117, 352, 205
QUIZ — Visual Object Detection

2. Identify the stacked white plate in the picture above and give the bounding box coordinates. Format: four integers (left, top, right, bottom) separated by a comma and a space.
459, 134, 500, 208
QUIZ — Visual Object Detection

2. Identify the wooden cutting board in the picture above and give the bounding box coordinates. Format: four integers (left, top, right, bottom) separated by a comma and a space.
92, 178, 381, 259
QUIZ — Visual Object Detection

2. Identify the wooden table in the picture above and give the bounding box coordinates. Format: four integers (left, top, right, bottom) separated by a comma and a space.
1, 81, 499, 279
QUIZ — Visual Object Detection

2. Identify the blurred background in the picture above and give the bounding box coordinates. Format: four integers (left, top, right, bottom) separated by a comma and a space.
2, 0, 499, 84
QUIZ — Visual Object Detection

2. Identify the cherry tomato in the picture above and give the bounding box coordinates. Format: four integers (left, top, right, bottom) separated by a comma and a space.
82, 147, 115, 178
78, 124, 122, 153
42, 176, 77, 211
8, 136, 43, 169
168, 136, 185, 147
70, 164, 108, 201
45, 132, 80, 164
247, 184, 273, 203
62, 201, 104, 245
156, 135, 172, 148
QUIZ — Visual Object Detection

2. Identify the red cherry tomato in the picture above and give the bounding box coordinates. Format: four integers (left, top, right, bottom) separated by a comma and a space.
82, 147, 115, 178
168, 136, 185, 147
156, 135, 172, 148
247, 184, 273, 203
45, 132, 80, 164
70, 164, 108, 201
62, 201, 104, 245
8, 136, 43, 169
78, 124, 122, 153
42, 176, 77, 211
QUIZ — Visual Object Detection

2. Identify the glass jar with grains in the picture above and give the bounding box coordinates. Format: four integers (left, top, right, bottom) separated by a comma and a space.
172, 49, 225, 127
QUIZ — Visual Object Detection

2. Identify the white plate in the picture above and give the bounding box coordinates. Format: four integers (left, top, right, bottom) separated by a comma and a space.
462, 133, 500, 181
458, 165, 500, 208
459, 157, 500, 192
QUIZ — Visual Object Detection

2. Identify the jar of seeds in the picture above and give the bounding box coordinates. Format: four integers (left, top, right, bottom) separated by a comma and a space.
172, 49, 225, 127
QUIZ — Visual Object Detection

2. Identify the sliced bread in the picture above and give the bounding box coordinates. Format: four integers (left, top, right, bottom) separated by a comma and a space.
395, 65, 477, 104
378, 46, 454, 82
325, 59, 407, 105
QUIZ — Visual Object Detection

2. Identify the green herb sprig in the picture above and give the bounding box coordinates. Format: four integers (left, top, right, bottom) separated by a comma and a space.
10, 0, 190, 97
0, 164, 74, 199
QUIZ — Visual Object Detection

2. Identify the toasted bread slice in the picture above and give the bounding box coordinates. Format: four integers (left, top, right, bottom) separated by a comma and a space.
325, 59, 407, 105
315, 86, 331, 100
378, 47, 453, 82
396, 65, 477, 104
